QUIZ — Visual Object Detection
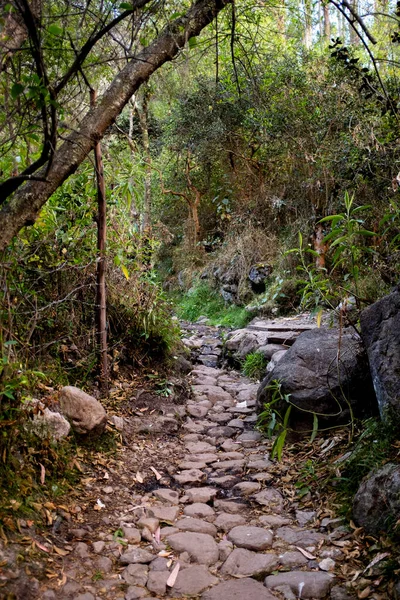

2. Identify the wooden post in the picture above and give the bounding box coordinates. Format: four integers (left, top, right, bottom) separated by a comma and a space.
90, 89, 108, 394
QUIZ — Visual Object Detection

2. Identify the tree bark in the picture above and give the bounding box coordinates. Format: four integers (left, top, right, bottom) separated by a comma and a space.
90, 89, 108, 395
0, 0, 232, 252
135, 85, 152, 235
323, 2, 331, 41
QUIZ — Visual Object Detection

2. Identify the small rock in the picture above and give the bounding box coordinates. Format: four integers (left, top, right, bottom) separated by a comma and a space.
120, 548, 155, 565
122, 527, 141, 543
279, 551, 307, 568
232, 481, 261, 496
59, 386, 107, 435
146, 570, 169, 595
125, 586, 149, 599
214, 512, 246, 532
253, 489, 284, 512
221, 548, 278, 578
122, 564, 149, 586
147, 505, 180, 523
172, 565, 219, 597
92, 541, 106, 554
153, 489, 180, 505
137, 518, 159, 534
201, 577, 277, 600
218, 539, 233, 561
185, 441, 216, 454
185, 487, 218, 504
174, 469, 205, 484
228, 526, 273, 550
296, 510, 316, 527
175, 517, 217, 536
319, 557, 335, 571
214, 499, 247, 514
183, 503, 215, 519
265, 571, 335, 598
166, 532, 219, 565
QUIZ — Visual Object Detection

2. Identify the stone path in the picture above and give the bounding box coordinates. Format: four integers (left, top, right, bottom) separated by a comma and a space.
24, 322, 361, 600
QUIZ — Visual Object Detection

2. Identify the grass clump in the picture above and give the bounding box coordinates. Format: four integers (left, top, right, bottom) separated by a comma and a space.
172, 283, 252, 329
242, 352, 267, 380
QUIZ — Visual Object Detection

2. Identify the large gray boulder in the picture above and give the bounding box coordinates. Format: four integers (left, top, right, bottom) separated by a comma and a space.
257, 328, 376, 428
59, 386, 107, 435
360, 287, 400, 419
353, 463, 400, 535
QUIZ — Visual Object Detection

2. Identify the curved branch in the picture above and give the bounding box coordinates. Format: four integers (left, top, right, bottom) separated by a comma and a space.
0, 0, 232, 252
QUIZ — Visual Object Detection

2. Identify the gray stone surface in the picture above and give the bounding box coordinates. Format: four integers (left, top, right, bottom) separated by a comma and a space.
183, 503, 215, 519
228, 525, 273, 550
214, 512, 246, 532
202, 578, 277, 600
172, 565, 219, 597
353, 462, 400, 534
265, 571, 335, 598
59, 386, 107, 435
166, 532, 219, 565
221, 548, 278, 577
257, 328, 376, 428
360, 286, 400, 418
175, 517, 217, 536
120, 549, 155, 565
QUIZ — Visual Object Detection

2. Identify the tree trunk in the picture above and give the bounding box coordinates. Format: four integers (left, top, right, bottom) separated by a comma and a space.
303, 0, 313, 49
323, 2, 330, 41
349, 0, 360, 45
0, 0, 232, 253
90, 89, 108, 394
135, 85, 152, 235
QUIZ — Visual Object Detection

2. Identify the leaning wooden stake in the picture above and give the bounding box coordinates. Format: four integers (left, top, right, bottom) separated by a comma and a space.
90, 89, 108, 394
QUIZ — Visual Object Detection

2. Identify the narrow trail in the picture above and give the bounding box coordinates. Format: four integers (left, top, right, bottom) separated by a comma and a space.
30, 322, 359, 600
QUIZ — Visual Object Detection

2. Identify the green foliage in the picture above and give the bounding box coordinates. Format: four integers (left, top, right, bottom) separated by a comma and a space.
257, 380, 293, 461
173, 283, 251, 329
286, 232, 335, 311
242, 352, 267, 380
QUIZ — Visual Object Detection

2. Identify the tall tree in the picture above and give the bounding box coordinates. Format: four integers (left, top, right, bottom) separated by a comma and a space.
0, 0, 232, 252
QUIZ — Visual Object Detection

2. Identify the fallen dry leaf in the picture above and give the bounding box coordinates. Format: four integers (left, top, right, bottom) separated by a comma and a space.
296, 546, 316, 560
40, 464, 46, 485
150, 466, 162, 480
135, 472, 144, 483
167, 562, 180, 588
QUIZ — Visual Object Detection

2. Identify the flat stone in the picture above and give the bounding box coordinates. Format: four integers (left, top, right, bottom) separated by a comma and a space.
208, 413, 233, 423
227, 419, 245, 429
175, 517, 217, 536
202, 578, 277, 600
122, 527, 141, 543
187, 405, 210, 418
209, 475, 238, 488
214, 512, 246, 532
183, 503, 215, 519
185, 487, 218, 503
275, 526, 325, 547
207, 426, 236, 438
178, 460, 207, 470
148, 505, 180, 523
219, 451, 244, 460
166, 532, 219, 565
137, 518, 159, 534
96, 556, 113, 572
228, 525, 273, 550
160, 526, 179, 539
221, 439, 241, 452
120, 549, 156, 565
265, 571, 335, 598
214, 499, 247, 514
146, 570, 169, 595
153, 489, 180, 505
186, 453, 219, 463
279, 551, 308, 567
253, 489, 284, 512
251, 472, 273, 482
211, 459, 245, 470
174, 469, 206, 484
221, 548, 278, 577
296, 510, 316, 527
247, 459, 272, 470
218, 539, 234, 561
172, 565, 219, 597
192, 385, 233, 404
237, 431, 262, 447
186, 441, 216, 454
122, 564, 149, 586
92, 540, 105, 553
125, 586, 149, 599
258, 515, 291, 528
232, 481, 261, 496
149, 557, 169, 571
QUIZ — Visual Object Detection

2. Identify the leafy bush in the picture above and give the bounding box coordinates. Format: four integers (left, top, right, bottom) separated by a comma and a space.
173, 283, 251, 329
242, 352, 267, 380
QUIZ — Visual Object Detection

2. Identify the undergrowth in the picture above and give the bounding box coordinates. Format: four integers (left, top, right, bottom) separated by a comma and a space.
172, 283, 252, 328
242, 352, 267, 380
